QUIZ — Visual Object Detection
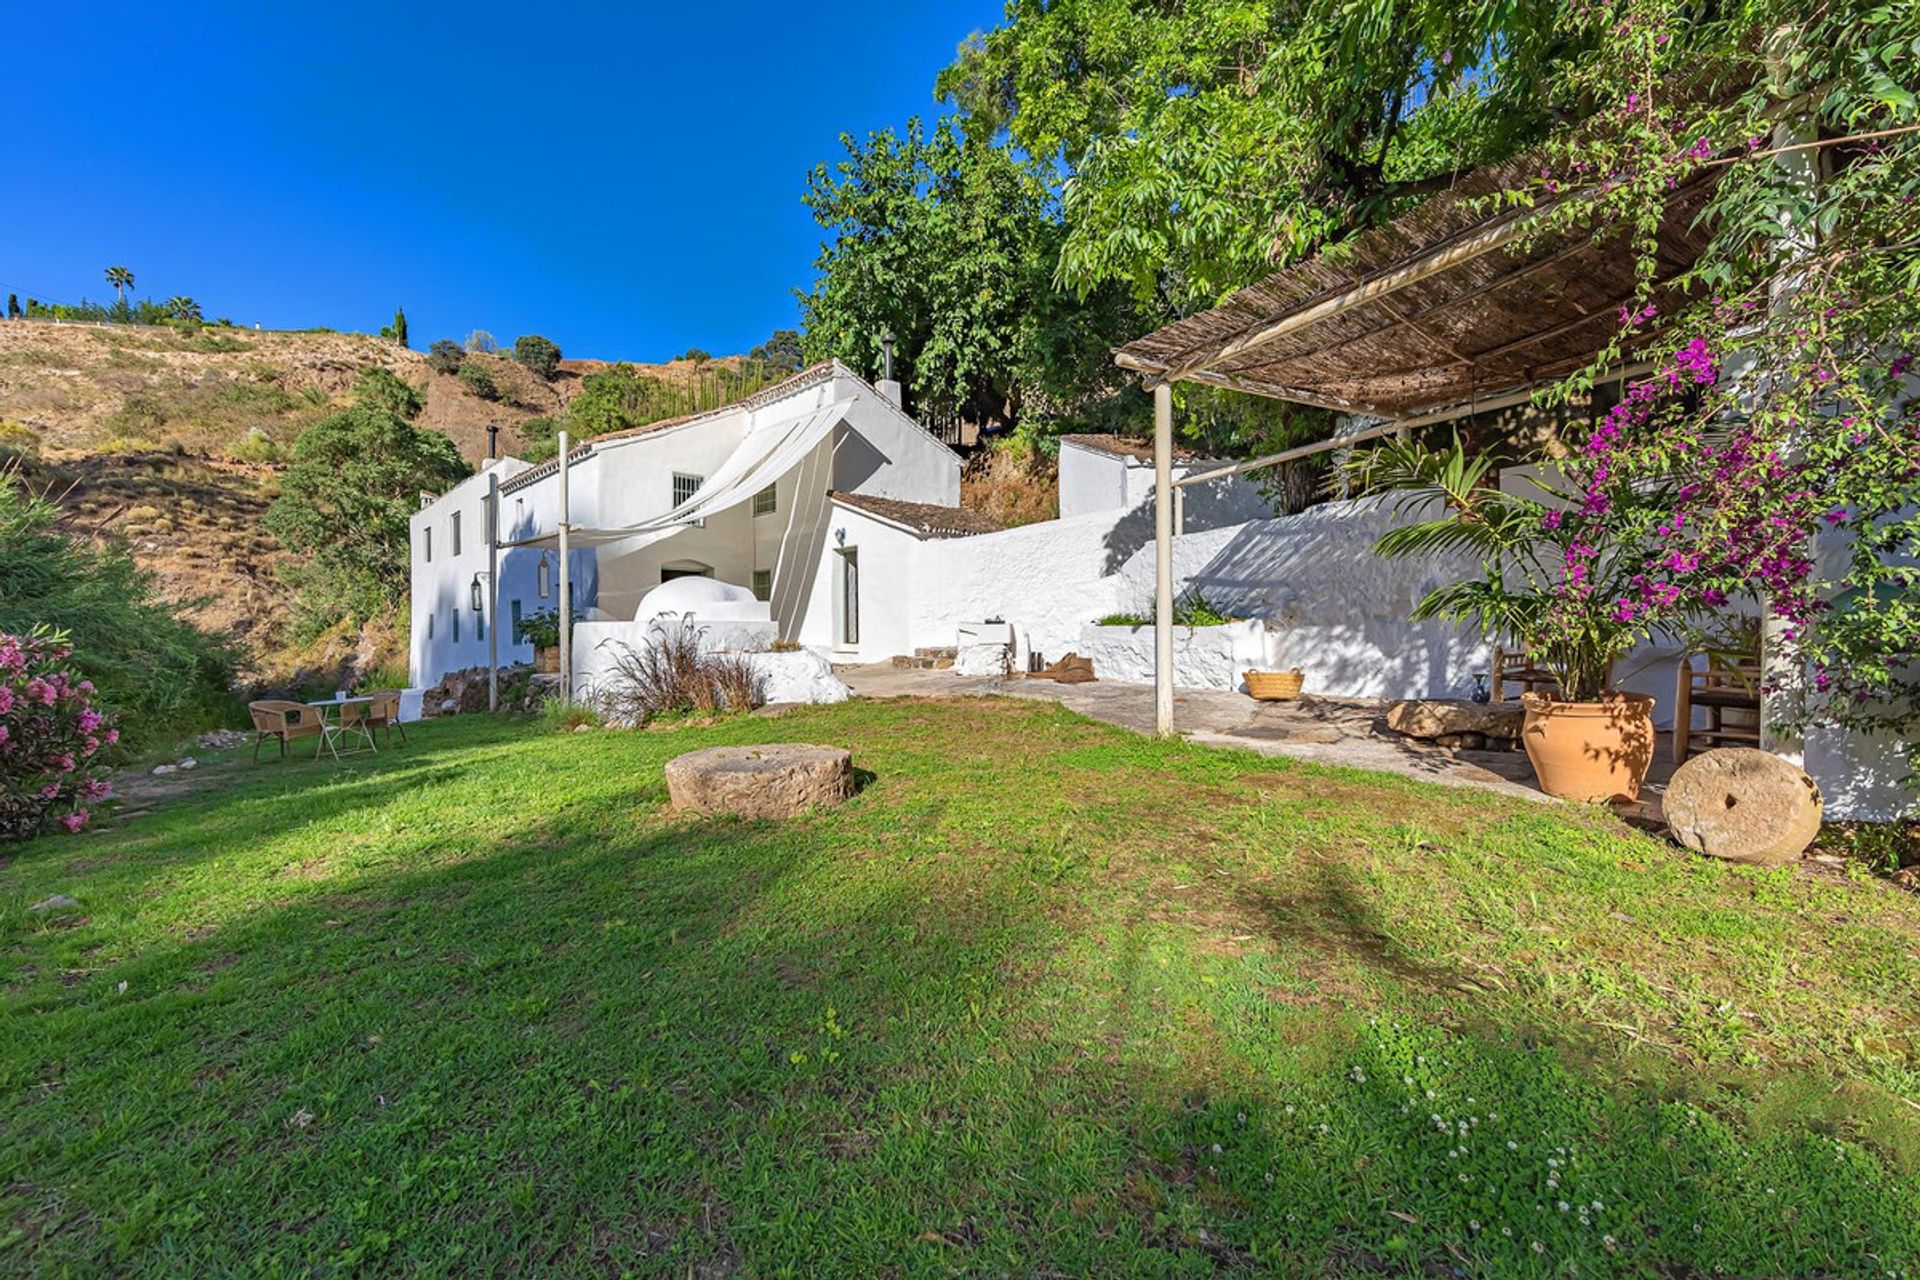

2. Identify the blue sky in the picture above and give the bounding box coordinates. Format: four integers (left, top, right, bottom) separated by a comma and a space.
1, 1, 1003, 361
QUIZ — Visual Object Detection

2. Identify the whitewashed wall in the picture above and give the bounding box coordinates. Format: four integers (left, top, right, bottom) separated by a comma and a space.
1057, 440, 1277, 530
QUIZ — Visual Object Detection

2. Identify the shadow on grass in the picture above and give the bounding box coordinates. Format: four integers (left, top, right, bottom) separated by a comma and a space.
3, 707, 1917, 1277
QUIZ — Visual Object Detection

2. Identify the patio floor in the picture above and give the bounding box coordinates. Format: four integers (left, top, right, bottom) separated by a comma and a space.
839, 663, 1677, 816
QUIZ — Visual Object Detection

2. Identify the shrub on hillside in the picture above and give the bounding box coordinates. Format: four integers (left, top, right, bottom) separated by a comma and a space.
0, 474, 234, 745
456, 362, 499, 401
426, 339, 465, 375
516, 416, 558, 463
513, 334, 562, 380
264, 381, 470, 639
353, 366, 426, 420
0, 422, 41, 459
0, 630, 119, 842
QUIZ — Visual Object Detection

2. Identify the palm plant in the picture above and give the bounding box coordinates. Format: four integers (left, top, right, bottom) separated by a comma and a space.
164, 296, 202, 323
1347, 435, 1662, 702
103, 265, 133, 303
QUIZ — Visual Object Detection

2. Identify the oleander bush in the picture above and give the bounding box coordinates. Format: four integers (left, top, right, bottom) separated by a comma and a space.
0, 630, 119, 841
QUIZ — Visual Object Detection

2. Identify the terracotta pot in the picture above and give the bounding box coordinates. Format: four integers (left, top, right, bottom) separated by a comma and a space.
534, 646, 560, 674
1519, 691, 1656, 803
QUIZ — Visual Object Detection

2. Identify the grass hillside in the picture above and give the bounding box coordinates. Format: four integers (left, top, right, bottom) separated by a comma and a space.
0, 320, 758, 687
0, 320, 749, 465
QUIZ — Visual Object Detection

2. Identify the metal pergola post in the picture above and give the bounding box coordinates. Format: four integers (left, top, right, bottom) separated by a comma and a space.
486, 472, 499, 713
1153, 384, 1175, 736
557, 430, 572, 706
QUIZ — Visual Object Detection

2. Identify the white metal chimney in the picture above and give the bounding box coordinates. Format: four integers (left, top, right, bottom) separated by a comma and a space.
875, 329, 903, 408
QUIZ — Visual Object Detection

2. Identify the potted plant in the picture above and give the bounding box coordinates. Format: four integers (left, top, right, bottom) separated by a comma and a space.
1353, 437, 1667, 803
517, 608, 568, 674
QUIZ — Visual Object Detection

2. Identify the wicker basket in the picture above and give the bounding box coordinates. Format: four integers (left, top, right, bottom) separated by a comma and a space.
1246, 669, 1305, 701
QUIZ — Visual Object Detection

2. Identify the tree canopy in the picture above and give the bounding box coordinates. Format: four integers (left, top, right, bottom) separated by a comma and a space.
265, 370, 469, 635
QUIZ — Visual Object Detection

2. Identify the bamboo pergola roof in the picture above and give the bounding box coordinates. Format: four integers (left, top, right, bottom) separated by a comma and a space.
1114, 152, 1723, 420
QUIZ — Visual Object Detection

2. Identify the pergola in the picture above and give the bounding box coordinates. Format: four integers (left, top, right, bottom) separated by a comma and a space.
1111, 146, 1726, 736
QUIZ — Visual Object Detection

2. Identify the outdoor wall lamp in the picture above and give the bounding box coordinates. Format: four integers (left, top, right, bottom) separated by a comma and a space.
537, 553, 552, 598
470, 572, 489, 612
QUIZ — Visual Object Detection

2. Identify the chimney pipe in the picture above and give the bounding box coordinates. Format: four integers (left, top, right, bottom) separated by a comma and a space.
875, 330, 903, 408
485, 423, 499, 462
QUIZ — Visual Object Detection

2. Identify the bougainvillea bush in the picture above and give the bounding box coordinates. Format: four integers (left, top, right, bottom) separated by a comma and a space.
0, 630, 118, 842
1509, 2, 1920, 787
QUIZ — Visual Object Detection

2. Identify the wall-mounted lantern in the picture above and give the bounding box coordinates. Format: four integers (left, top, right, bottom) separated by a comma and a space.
537, 553, 552, 599
470, 573, 486, 613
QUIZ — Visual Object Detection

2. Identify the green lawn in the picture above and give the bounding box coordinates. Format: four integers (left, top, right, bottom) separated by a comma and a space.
4, 699, 1918, 1277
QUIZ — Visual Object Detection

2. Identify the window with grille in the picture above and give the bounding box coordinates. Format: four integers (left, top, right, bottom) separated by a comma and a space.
751, 569, 772, 601
752, 484, 777, 517
672, 473, 705, 527
450, 510, 463, 557
511, 599, 523, 643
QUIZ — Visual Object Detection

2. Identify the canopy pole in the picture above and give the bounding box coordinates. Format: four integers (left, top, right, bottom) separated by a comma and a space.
557, 430, 573, 707
486, 472, 499, 713
1154, 384, 1175, 736
1761, 88, 1815, 763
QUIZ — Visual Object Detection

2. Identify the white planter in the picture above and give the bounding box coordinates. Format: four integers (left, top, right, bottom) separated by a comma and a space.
1075, 620, 1276, 692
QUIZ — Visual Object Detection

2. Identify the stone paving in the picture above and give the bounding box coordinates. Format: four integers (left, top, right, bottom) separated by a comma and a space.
839, 663, 1678, 810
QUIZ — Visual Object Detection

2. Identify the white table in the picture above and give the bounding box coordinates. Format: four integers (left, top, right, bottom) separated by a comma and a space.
306, 696, 377, 759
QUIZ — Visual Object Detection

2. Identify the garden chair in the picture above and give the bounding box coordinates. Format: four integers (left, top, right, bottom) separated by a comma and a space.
1489, 646, 1560, 703
248, 700, 324, 763
364, 689, 408, 748
1673, 647, 1761, 764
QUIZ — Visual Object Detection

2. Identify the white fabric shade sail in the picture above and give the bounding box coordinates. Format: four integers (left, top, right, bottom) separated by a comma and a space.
499, 398, 852, 551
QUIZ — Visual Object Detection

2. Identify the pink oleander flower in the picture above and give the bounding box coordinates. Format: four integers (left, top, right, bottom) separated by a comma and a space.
61, 811, 88, 833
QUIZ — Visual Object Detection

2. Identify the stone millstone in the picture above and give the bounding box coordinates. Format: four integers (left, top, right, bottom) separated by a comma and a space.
1664, 747, 1823, 867
1386, 699, 1525, 741
664, 744, 854, 819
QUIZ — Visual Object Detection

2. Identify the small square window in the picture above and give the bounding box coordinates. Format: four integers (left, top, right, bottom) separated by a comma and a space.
751, 569, 772, 601
752, 484, 777, 517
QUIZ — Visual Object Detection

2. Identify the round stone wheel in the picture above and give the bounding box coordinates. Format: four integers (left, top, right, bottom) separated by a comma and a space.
1664, 747, 1823, 867
664, 744, 854, 819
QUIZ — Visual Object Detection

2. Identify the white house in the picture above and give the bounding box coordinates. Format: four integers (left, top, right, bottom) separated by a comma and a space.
407, 360, 959, 686
406, 361, 1906, 821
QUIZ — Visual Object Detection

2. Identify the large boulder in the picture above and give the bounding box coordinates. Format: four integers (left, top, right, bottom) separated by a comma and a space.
753, 650, 851, 705
1386, 699, 1525, 745
1664, 747, 1823, 867
665, 744, 854, 819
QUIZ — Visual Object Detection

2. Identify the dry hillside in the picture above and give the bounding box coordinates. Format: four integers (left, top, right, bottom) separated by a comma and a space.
0, 320, 741, 463
0, 319, 750, 685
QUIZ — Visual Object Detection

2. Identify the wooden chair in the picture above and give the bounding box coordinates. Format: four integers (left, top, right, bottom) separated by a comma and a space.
1673, 648, 1761, 764
364, 689, 408, 748
1490, 646, 1561, 703
248, 700, 324, 763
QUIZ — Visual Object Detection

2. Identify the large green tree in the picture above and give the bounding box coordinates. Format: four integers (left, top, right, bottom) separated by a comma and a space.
264, 372, 469, 634
800, 116, 1139, 434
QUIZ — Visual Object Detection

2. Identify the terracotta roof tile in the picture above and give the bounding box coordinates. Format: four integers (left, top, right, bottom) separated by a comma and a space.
829, 491, 1005, 539
1057, 433, 1212, 463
